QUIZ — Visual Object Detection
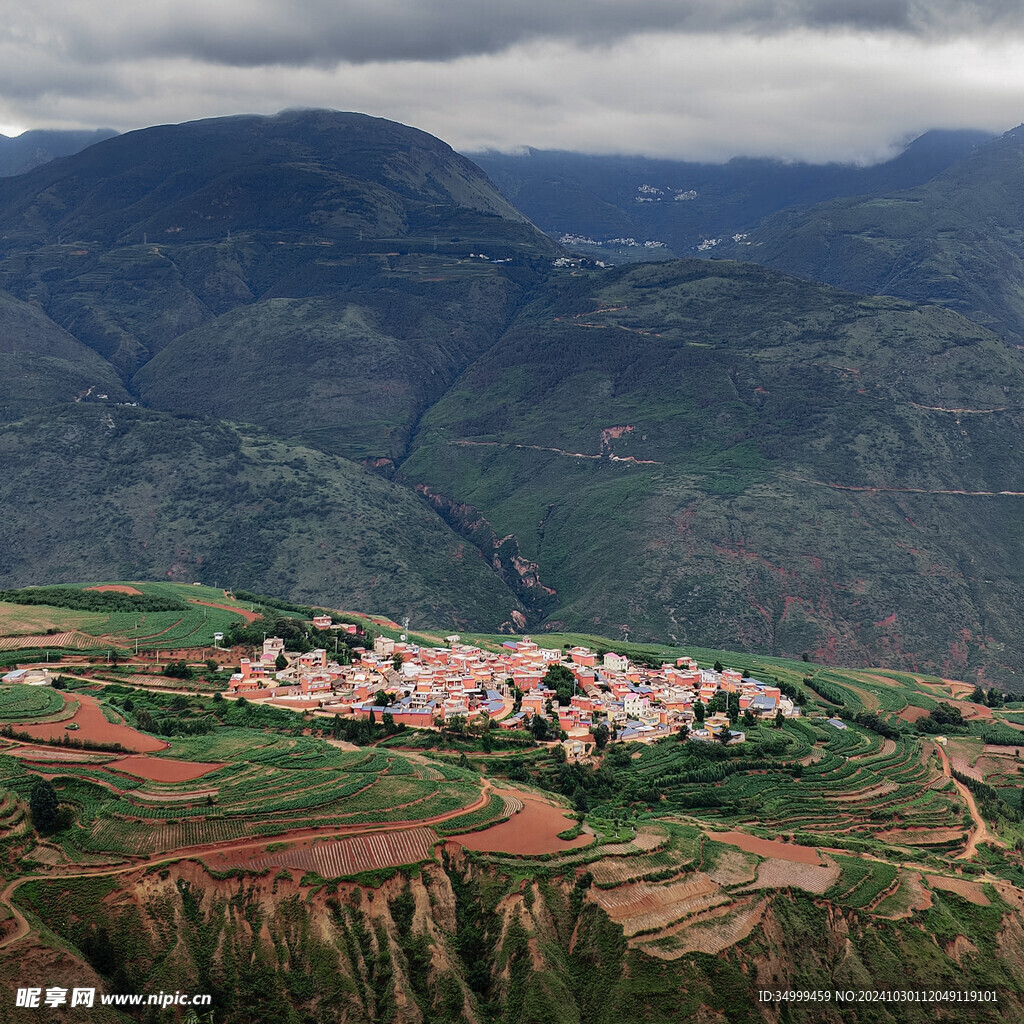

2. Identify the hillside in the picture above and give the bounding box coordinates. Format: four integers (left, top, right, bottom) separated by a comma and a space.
720, 125, 1024, 345
472, 129, 993, 259
0, 405, 524, 630
0, 109, 557, 378
2, 639, 1024, 1022
0, 289, 130, 420
3, 110, 1024, 675
400, 258, 1024, 677
133, 257, 533, 460
0, 110, 546, 248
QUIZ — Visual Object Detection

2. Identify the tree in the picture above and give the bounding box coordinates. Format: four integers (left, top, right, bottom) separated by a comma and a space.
392, 653, 404, 672
742, 709, 756, 729
374, 689, 392, 707
212, 691, 223, 703
591, 723, 610, 751
542, 663, 576, 706
206, 659, 219, 673
553, 744, 567, 764
716, 727, 731, 745
458, 752, 471, 769
971, 686, 986, 704
694, 700, 705, 723
677, 723, 690, 742
382, 712, 398, 736
531, 714, 549, 741
275, 651, 287, 672
30, 779, 59, 832
447, 715, 466, 735
774, 709, 785, 729
713, 660, 724, 673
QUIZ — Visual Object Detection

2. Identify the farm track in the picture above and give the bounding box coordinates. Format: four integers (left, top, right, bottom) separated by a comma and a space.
934, 744, 1004, 858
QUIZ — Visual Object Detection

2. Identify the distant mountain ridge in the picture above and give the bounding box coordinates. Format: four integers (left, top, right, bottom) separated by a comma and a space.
470, 129, 995, 258
0, 128, 117, 177
719, 124, 1024, 345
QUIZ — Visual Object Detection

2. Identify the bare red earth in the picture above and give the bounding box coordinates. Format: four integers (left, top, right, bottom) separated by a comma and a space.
190, 599, 259, 623
711, 831, 825, 865
112, 755, 224, 782
452, 791, 591, 855
86, 585, 143, 595
898, 705, 932, 723
18, 694, 167, 753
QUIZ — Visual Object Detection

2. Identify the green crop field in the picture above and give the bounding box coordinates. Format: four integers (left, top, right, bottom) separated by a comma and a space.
0, 581, 255, 652
0, 685, 67, 721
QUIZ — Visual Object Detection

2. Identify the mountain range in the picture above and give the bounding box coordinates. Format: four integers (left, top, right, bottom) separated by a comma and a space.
4, 110, 1024, 679
471, 129, 994, 258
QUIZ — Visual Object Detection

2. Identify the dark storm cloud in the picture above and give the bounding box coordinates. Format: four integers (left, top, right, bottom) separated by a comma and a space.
29, 0, 1024, 69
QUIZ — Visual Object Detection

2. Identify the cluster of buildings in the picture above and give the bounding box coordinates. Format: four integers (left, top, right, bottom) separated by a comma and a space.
226, 625, 798, 751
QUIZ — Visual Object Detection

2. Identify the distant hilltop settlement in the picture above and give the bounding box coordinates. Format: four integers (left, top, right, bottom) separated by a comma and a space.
226, 620, 800, 754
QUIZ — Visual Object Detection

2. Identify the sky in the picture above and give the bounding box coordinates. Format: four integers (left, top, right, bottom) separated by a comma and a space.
1, 1, 1023, 163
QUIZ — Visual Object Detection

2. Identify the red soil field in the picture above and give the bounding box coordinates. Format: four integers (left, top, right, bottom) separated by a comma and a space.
452, 791, 591, 855
237, 827, 437, 876
898, 705, 931, 723
711, 831, 825, 865
190, 599, 259, 623
926, 875, 990, 905
86, 584, 143, 595
17, 693, 167, 753
112, 755, 224, 782
6, 746, 112, 764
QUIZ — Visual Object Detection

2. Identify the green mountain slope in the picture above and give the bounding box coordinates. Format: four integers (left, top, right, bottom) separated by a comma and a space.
0, 109, 547, 248
401, 259, 1024, 676
0, 405, 523, 629
133, 257, 532, 460
0, 110, 557, 379
0, 289, 130, 418
721, 125, 1024, 344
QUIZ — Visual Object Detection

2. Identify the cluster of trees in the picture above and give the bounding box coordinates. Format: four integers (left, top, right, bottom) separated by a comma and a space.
542, 664, 575, 706
163, 660, 193, 679
0, 587, 185, 613
848, 710, 901, 739
225, 610, 372, 660
914, 702, 967, 735
329, 712, 403, 745
970, 686, 1008, 707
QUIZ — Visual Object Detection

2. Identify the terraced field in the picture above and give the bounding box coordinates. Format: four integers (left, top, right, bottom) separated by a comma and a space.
0, 738, 480, 859
0, 686, 67, 722
245, 826, 437, 877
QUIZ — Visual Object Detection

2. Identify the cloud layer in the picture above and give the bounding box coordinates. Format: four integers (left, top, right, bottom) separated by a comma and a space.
1, 3, 1022, 161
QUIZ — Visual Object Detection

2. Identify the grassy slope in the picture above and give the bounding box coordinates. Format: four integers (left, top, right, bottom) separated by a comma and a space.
400, 259, 1024, 676
0, 289, 130, 419
134, 258, 533, 460
0, 406, 523, 631
724, 124, 1024, 344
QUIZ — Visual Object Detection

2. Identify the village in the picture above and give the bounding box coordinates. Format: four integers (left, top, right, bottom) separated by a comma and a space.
225, 616, 800, 754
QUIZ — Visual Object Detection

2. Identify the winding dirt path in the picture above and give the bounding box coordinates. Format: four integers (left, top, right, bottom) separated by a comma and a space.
934, 744, 1002, 859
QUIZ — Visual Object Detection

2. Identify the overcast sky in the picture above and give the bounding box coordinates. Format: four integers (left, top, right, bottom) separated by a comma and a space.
1, 0, 1023, 162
